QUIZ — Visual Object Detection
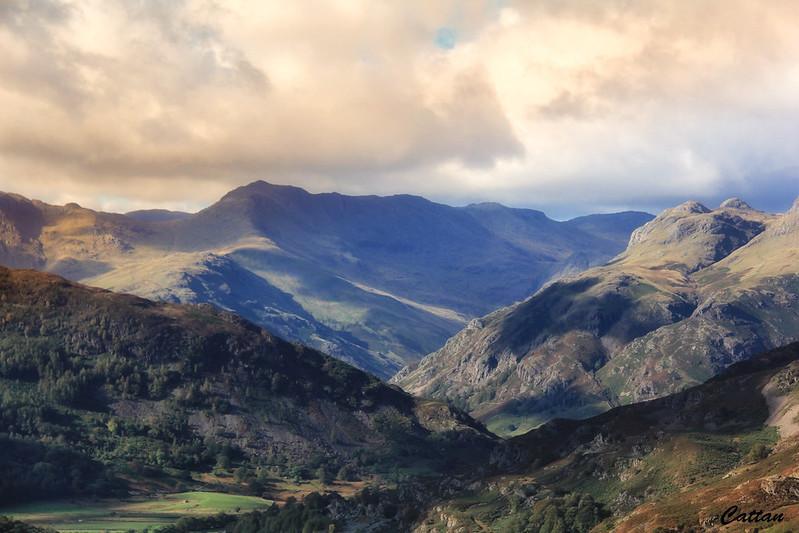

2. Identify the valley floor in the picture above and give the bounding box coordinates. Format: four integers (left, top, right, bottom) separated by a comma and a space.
0, 492, 272, 532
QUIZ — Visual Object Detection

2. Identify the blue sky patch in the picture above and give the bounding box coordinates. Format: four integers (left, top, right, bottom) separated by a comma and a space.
435, 27, 457, 49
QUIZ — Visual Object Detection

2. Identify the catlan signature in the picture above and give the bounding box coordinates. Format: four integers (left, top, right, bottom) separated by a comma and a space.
710, 505, 786, 526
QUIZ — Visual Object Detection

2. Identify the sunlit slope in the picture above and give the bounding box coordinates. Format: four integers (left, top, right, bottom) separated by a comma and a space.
397, 198, 799, 435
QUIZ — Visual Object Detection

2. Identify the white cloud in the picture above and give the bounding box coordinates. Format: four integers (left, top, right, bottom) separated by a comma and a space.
0, 0, 798, 214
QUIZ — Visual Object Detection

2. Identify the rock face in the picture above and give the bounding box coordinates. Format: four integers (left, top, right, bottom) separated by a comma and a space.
395, 198, 799, 435
719, 197, 754, 210
760, 476, 799, 500
0, 182, 651, 378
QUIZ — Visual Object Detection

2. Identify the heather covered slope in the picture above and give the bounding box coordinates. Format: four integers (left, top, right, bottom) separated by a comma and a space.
0, 182, 651, 378
0, 266, 496, 505
411, 342, 799, 532
396, 198, 799, 435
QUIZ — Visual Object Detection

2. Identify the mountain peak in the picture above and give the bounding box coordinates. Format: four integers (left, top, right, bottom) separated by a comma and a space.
625, 198, 768, 271
222, 180, 309, 201
719, 197, 752, 210
672, 200, 711, 214
767, 196, 799, 237
125, 209, 191, 222
466, 201, 507, 210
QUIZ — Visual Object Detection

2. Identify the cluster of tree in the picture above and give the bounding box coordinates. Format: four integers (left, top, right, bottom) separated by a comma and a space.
214, 487, 423, 533
502, 492, 604, 533
226, 494, 337, 533
0, 516, 54, 533
0, 435, 124, 504
0, 275, 411, 415
0, 271, 490, 512
744, 442, 771, 463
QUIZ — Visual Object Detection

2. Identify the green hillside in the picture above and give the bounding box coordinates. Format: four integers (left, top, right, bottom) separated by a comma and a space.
0, 267, 495, 510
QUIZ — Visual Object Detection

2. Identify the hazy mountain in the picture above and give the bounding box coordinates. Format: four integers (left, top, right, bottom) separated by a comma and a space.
0, 266, 495, 504
396, 198, 799, 435
163, 181, 650, 316
412, 342, 799, 531
0, 182, 652, 378
125, 209, 192, 222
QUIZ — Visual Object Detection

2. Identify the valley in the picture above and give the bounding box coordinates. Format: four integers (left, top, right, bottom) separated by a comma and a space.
2, 492, 273, 532
0, 182, 651, 378
4, 1, 799, 530
3, 191, 799, 531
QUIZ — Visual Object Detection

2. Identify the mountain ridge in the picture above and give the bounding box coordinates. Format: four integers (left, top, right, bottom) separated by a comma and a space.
396, 196, 799, 435
0, 182, 652, 378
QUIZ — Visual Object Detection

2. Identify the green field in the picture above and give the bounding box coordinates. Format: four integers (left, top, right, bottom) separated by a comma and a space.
0, 492, 273, 532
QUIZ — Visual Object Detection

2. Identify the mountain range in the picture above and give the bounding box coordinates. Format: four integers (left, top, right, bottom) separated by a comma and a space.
396, 197, 799, 436
4, 190, 799, 530
0, 182, 652, 378
7, 262, 799, 532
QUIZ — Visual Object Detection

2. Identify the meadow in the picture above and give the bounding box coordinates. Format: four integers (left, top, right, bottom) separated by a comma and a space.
0, 491, 273, 532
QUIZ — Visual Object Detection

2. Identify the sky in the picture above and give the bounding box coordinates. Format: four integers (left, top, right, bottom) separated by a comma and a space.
1, 0, 799, 218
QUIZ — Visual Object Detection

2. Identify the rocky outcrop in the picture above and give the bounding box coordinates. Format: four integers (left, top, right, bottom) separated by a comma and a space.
719, 197, 754, 210
760, 476, 799, 501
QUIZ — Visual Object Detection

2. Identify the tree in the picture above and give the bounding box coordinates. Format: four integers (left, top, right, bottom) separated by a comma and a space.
574, 494, 599, 532
317, 465, 333, 485
746, 443, 770, 462
216, 452, 231, 470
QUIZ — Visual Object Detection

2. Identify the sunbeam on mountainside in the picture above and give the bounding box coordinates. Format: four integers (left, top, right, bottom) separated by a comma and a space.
0, 183, 650, 378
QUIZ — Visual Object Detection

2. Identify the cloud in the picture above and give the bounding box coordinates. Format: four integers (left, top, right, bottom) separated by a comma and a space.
0, 0, 797, 214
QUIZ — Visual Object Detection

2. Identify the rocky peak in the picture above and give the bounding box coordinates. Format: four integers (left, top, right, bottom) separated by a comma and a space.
624, 198, 768, 272
218, 180, 309, 204
719, 197, 753, 210
673, 200, 712, 215
768, 197, 799, 237
627, 201, 711, 248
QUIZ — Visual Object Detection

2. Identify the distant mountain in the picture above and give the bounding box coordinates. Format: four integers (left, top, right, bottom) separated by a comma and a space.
0, 182, 652, 378
0, 266, 495, 504
396, 198, 799, 435
125, 208, 192, 222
